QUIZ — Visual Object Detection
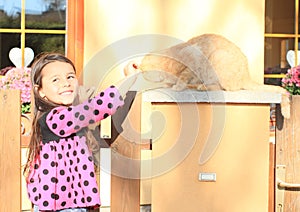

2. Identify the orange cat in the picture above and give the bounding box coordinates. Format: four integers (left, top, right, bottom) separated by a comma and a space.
125, 34, 290, 118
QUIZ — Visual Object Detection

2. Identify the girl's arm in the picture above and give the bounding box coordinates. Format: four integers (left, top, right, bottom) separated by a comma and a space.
45, 86, 125, 137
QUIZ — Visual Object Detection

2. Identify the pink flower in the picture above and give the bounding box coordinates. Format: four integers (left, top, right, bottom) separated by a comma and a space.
0, 67, 32, 104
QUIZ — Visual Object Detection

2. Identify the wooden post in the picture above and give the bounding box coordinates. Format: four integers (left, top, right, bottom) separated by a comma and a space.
276, 95, 300, 211
0, 89, 21, 211
110, 93, 141, 212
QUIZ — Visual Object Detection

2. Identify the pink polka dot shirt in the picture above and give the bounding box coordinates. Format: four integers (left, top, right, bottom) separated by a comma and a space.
26, 86, 124, 211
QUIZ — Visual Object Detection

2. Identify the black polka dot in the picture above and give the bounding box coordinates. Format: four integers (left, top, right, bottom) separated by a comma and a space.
75, 112, 80, 118
61, 186, 66, 191
67, 121, 73, 126
87, 196, 92, 202
93, 109, 99, 115
43, 169, 49, 175
52, 123, 57, 129
43, 153, 49, 159
34, 164, 39, 169
59, 114, 65, 120
43, 185, 49, 191
51, 193, 59, 200
89, 119, 95, 124
108, 103, 113, 108
58, 153, 63, 159
53, 109, 58, 114
73, 150, 77, 156
74, 125, 80, 130
90, 172, 95, 177
51, 177, 58, 183
59, 130, 65, 136
84, 180, 89, 186
100, 92, 104, 97
103, 113, 109, 119
32, 187, 37, 192
61, 201, 66, 207
67, 107, 72, 111
60, 170, 65, 175
109, 92, 115, 98
92, 187, 98, 193
79, 115, 85, 121
43, 201, 49, 207
81, 197, 85, 203
83, 164, 87, 170
84, 105, 89, 110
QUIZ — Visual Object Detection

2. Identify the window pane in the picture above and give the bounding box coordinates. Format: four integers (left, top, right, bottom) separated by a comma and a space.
264, 37, 294, 85
26, 33, 65, 56
265, 0, 295, 34
25, 0, 66, 29
0, 32, 20, 69
0, 0, 21, 28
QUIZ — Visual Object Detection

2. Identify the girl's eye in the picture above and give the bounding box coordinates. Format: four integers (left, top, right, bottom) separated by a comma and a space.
68, 75, 75, 80
52, 78, 59, 83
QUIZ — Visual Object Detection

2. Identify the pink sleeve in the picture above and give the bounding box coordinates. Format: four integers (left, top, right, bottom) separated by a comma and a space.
46, 85, 124, 137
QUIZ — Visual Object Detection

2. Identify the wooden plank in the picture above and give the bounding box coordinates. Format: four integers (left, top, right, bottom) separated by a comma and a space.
276, 95, 300, 211
0, 89, 21, 211
111, 93, 141, 212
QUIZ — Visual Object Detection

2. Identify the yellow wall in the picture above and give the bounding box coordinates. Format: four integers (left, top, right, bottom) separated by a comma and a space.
83, 0, 265, 87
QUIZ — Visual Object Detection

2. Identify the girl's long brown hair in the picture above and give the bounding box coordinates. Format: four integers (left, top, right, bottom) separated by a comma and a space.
23, 52, 99, 177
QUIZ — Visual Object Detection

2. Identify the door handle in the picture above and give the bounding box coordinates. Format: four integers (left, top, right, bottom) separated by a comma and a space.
277, 179, 300, 188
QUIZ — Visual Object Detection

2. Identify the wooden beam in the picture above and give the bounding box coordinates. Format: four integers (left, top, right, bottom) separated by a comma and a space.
67, 0, 84, 84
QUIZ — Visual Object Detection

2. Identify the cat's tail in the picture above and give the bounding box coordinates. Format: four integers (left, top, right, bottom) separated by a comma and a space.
242, 81, 290, 119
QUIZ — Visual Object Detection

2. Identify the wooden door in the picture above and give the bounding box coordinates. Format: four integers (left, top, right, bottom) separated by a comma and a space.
276, 95, 300, 211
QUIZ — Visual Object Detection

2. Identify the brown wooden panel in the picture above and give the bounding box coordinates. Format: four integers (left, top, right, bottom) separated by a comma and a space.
0, 89, 21, 211
276, 95, 300, 211
67, 0, 84, 84
111, 94, 141, 212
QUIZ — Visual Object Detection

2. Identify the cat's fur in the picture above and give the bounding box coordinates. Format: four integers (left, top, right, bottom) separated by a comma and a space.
126, 33, 290, 118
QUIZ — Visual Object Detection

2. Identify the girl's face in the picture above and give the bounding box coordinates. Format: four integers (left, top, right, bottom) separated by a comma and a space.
38, 61, 79, 106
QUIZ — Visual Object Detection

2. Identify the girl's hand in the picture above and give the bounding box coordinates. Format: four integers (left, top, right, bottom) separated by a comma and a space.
123, 61, 140, 76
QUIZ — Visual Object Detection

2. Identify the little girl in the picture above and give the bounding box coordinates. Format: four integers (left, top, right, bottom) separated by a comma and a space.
23, 52, 138, 211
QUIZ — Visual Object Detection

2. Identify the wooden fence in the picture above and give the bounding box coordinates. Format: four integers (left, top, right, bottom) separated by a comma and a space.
0, 89, 22, 211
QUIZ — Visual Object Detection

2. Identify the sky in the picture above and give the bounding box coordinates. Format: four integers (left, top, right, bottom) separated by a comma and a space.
0, 0, 59, 15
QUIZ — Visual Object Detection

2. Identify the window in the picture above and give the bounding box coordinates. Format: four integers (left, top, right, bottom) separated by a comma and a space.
0, 0, 66, 69
264, 0, 299, 86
